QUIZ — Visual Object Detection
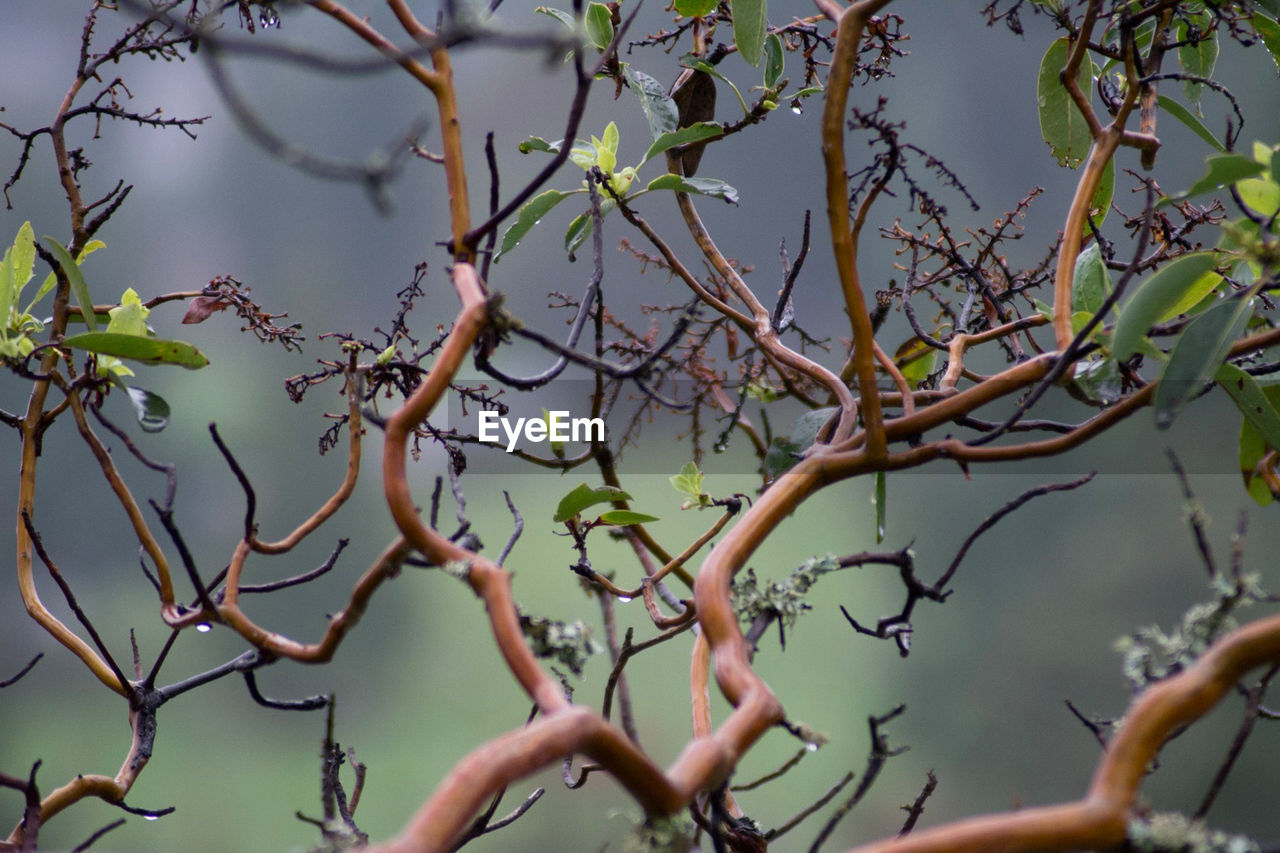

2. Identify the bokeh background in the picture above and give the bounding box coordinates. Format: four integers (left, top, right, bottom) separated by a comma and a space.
3, 1, 1280, 851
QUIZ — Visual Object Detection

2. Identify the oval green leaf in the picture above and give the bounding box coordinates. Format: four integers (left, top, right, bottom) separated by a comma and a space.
554, 483, 631, 522
645, 174, 739, 204
597, 509, 660, 526
496, 189, 572, 262
763, 32, 785, 88
675, 0, 718, 14
62, 331, 210, 368
1253, 12, 1280, 73
44, 236, 97, 331
1176, 16, 1218, 111
125, 385, 171, 432
1071, 243, 1110, 315
641, 122, 722, 166
1164, 153, 1265, 204
1217, 363, 1280, 452
1156, 95, 1225, 152
1037, 38, 1094, 168
1153, 294, 1251, 429
624, 67, 679, 140
732, 0, 767, 67
1112, 252, 1219, 361
584, 2, 614, 51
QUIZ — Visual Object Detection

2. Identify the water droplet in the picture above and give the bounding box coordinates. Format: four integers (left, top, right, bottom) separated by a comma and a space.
713, 441, 727, 454
805, 741, 819, 752
144, 815, 159, 822
617, 596, 633, 603
790, 105, 803, 115
195, 623, 212, 633
259, 8, 281, 29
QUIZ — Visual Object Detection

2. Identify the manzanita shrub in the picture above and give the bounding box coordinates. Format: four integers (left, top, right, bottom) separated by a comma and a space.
3, 1, 1280, 851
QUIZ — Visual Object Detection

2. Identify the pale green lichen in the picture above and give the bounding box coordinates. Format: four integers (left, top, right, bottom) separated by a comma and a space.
519, 611, 602, 677
1115, 569, 1266, 690
1127, 811, 1259, 853
731, 553, 841, 629
624, 813, 696, 852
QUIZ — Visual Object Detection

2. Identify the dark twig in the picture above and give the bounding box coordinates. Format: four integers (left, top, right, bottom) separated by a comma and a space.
774, 210, 811, 333
968, 184, 1156, 447
806, 705, 908, 851
149, 499, 221, 620
69, 818, 126, 853
767, 772, 854, 841
602, 622, 695, 722
497, 491, 524, 566
898, 770, 937, 835
21, 512, 132, 697
1167, 449, 1216, 578
237, 539, 350, 593
243, 670, 329, 711
90, 404, 178, 510
934, 472, 1096, 592
475, 176, 606, 389
0, 654, 43, 689
1194, 663, 1280, 819
732, 745, 810, 792
113, 801, 175, 819
0, 761, 42, 853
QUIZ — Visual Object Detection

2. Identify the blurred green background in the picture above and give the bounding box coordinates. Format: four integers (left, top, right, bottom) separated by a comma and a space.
3, 2, 1280, 851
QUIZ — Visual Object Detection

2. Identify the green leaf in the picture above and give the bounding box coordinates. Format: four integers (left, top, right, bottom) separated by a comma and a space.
687, 60, 747, 116
1085, 156, 1114, 234
565, 211, 592, 261
895, 336, 937, 387
518, 136, 562, 154
1217, 363, 1280, 451
496, 189, 573, 261
1153, 293, 1252, 429
1237, 380, 1280, 506
25, 239, 104, 316
732, 0, 767, 67
1112, 252, 1220, 360
1156, 95, 1225, 152
1159, 269, 1223, 321
124, 385, 171, 433
62, 331, 210, 369
872, 470, 886, 544
1072, 243, 1110, 315
764, 437, 801, 479
1253, 13, 1280, 74
674, 0, 718, 15
1176, 15, 1218, 113
624, 67, 679, 140
1237, 177, 1280, 218
645, 173, 739, 204
641, 122, 722, 166
584, 2, 614, 50
106, 288, 151, 337
763, 32, 785, 88
1164, 153, 1265, 204
0, 251, 13, 331
11, 221, 35, 294
554, 483, 631, 522
597, 509, 660, 526
790, 406, 837, 450
669, 461, 704, 499
44, 236, 97, 332
535, 6, 576, 29
1037, 38, 1094, 168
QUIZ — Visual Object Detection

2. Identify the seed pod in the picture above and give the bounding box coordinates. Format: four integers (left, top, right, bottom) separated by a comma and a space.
669, 68, 716, 176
